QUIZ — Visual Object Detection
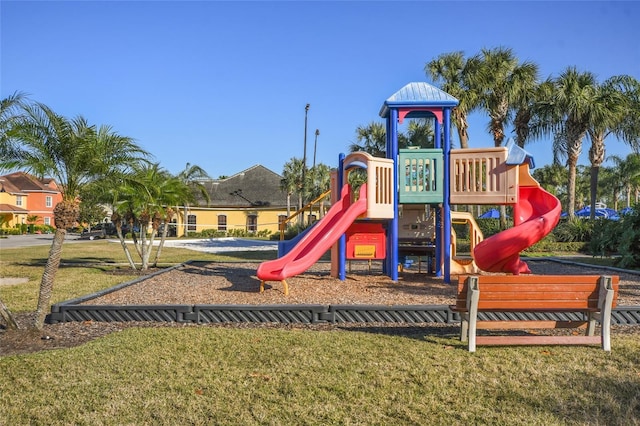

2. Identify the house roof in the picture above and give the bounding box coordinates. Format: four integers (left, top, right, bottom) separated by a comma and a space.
0, 177, 24, 194
197, 165, 291, 208
0, 172, 59, 194
0, 203, 28, 213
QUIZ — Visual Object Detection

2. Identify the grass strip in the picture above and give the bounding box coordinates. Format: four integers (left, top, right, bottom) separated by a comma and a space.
1, 326, 639, 425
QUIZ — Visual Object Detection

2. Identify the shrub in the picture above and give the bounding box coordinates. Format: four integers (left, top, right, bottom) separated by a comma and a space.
615, 204, 640, 268
551, 218, 593, 242
588, 219, 622, 257
476, 218, 503, 238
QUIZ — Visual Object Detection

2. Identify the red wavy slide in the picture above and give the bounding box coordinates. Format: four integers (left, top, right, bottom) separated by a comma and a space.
473, 184, 561, 275
257, 183, 368, 283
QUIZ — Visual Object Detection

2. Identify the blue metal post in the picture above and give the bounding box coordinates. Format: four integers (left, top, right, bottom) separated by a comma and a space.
442, 108, 452, 284
388, 109, 399, 281
433, 115, 443, 277
338, 153, 346, 281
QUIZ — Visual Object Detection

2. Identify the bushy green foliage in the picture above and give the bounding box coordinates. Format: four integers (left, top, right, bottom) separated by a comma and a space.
615, 206, 640, 268
198, 229, 228, 238
476, 218, 504, 237
524, 235, 586, 254
574, 204, 640, 268
280, 222, 313, 240
551, 218, 594, 242
189, 228, 272, 239
588, 219, 623, 257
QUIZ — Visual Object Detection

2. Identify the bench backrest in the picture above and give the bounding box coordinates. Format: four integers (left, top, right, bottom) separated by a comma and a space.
455, 275, 619, 311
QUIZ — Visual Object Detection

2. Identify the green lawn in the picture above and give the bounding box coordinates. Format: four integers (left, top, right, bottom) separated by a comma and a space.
1, 326, 639, 425
1, 240, 639, 424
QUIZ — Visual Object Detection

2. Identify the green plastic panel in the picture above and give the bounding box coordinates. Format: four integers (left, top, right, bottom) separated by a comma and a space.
399, 149, 444, 204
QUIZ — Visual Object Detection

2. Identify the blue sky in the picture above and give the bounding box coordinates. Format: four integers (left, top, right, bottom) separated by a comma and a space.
2, 1, 639, 178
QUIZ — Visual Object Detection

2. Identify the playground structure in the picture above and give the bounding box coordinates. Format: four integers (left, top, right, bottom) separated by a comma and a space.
257, 82, 562, 292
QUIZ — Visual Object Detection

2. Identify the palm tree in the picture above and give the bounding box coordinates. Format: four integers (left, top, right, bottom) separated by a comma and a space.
467, 47, 539, 148
349, 122, 388, 157
0, 92, 27, 329
110, 163, 194, 270
281, 158, 305, 223
307, 163, 332, 218
532, 163, 568, 198
152, 171, 196, 267
3, 102, 148, 329
425, 51, 479, 149
609, 154, 640, 209
403, 119, 435, 148
177, 163, 210, 237
513, 78, 555, 148
467, 47, 538, 227
531, 67, 599, 219
586, 75, 640, 218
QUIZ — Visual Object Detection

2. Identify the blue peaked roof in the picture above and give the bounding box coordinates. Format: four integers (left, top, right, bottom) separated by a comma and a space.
379, 82, 459, 118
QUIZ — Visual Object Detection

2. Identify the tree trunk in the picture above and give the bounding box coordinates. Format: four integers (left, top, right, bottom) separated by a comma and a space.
452, 109, 469, 149
0, 298, 18, 330
565, 125, 585, 219
140, 222, 152, 271
116, 227, 138, 270
588, 135, 606, 220
33, 228, 66, 329
142, 231, 156, 271
567, 155, 578, 220
589, 165, 600, 220
152, 224, 169, 268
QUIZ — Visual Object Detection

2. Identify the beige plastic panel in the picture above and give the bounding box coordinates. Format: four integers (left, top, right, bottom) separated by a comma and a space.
398, 205, 436, 240
344, 152, 395, 219
449, 147, 518, 205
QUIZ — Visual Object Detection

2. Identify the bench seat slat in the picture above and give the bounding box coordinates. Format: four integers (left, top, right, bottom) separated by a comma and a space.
458, 275, 606, 285
477, 300, 597, 310
475, 320, 588, 329
475, 335, 601, 346
454, 301, 599, 311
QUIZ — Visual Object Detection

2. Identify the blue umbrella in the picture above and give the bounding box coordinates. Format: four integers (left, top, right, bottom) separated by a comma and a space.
620, 207, 634, 215
575, 206, 620, 220
479, 209, 501, 219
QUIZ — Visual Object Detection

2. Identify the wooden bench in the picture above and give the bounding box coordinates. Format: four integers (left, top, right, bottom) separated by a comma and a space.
452, 275, 619, 352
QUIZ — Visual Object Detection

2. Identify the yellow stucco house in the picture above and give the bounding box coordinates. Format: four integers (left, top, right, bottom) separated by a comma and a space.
171, 165, 301, 238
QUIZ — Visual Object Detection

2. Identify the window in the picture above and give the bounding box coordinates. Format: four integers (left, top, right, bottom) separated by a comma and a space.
44, 217, 51, 225
217, 215, 227, 231
46, 196, 52, 208
15, 195, 23, 206
187, 214, 197, 232
246, 214, 257, 233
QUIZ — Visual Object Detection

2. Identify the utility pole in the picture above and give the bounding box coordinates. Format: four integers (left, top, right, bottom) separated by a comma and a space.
313, 129, 319, 169
301, 103, 310, 210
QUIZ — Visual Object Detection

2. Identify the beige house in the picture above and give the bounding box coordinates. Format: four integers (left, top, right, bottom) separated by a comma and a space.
172, 165, 296, 238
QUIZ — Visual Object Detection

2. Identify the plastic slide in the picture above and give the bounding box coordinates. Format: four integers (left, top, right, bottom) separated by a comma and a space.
473, 179, 561, 275
257, 183, 368, 283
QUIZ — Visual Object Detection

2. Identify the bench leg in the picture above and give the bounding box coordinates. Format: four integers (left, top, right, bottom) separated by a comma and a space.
587, 313, 596, 336
467, 279, 480, 352
598, 276, 615, 351
468, 313, 477, 353
460, 314, 469, 342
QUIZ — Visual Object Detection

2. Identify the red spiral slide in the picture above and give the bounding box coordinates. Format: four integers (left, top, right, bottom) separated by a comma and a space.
473, 183, 561, 275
